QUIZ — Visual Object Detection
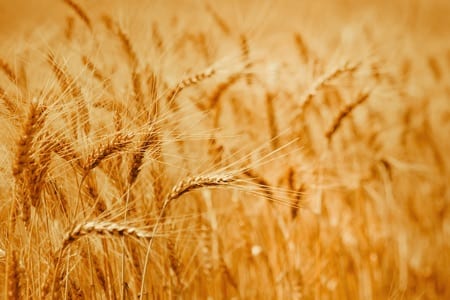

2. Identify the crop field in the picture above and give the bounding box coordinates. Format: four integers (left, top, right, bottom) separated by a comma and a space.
0, 0, 449, 299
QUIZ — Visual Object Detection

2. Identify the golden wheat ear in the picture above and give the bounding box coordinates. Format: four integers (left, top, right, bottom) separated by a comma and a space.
325, 92, 370, 142
62, 221, 156, 250
13, 98, 47, 224
62, 0, 92, 31
0, 58, 18, 84
82, 132, 135, 172
166, 68, 216, 110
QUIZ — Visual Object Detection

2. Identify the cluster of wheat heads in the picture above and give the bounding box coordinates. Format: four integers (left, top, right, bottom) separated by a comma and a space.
0, 0, 449, 299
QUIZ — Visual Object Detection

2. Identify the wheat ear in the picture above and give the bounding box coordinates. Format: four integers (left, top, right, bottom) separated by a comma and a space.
164, 173, 235, 212
205, 4, 231, 35
0, 58, 17, 84
5, 250, 21, 299
82, 132, 134, 171
128, 129, 159, 185
13, 98, 45, 177
62, 221, 155, 249
62, 0, 92, 31
166, 68, 216, 105
240, 34, 253, 85
293, 33, 309, 64
325, 92, 370, 141
0, 87, 16, 114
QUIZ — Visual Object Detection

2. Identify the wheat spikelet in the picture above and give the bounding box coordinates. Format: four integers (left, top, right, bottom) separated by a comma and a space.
298, 62, 360, 113
84, 174, 107, 214
147, 71, 159, 105
167, 238, 184, 293
82, 55, 112, 92
165, 173, 234, 205
151, 160, 165, 213
53, 134, 81, 165
207, 136, 224, 165
41, 256, 64, 299
69, 278, 84, 299
286, 168, 305, 220
132, 71, 144, 107
240, 34, 253, 84
243, 169, 273, 200
62, 221, 155, 249
265, 92, 279, 150
427, 56, 441, 81
82, 132, 134, 171
199, 219, 213, 278
24, 133, 56, 208
293, 33, 309, 64
5, 250, 20, 299
152, 23, 164, 51
166, 68, 216, 105
0, 58, 17, 84
93, 98, 129, 118
64, 16, 75, 40
325, 92, 370, 141
290, 269, 304, 300
128, 129, 158, 185
62, 0, 92, 31
0, 87, 16, 114
103, 16, 139, 68
13, 98, 46, 177
47, 53, 70, 92
117, 28, 139, 68
205, 3, 231, 35
208, 73, 242, 110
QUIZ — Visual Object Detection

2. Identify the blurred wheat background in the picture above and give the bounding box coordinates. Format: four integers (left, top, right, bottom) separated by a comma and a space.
0, 0, 449, 299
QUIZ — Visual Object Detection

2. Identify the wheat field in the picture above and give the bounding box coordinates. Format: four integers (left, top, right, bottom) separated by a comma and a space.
0, 0, 449, 299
